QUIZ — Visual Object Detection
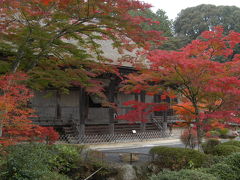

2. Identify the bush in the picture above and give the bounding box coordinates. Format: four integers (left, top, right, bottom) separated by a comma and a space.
0, 143, 89, 180
150, 146, 207, 170
0, 143, 114, 180
180, 129, 198, 149
221, 140, 240, 147
48, 145, 112, 180
48, 144, 85, 174
200, 154, 240, 180
205, 130, 220, 138
223, 152, 240, 170
210, 144, 240, 156
218, 128, 229, 138
150, 169, 217, 180
1, 143, 51, 180
202, 138, 220, 154
201, 155, 227, 168
206, 163, 239, 180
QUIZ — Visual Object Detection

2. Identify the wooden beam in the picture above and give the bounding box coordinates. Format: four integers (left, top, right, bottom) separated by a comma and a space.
79, 88, 89, 136
107, 76, 120, 134
56, 91, 61, 121
134, 93, 139, 101
140, 91, 146, 132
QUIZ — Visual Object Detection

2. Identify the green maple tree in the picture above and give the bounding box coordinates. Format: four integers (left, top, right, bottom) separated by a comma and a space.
0, 0, 165, 98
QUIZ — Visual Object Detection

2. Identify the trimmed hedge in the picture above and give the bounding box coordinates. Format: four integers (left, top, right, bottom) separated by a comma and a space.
221, 140, 240, 147
206, 163, 239, 180
201, 153, 240, 180
223, 152, 240, 170
202, 140, 240, 156
150, 169, 217, 180
210, 144, 240, 156
202, 154, 228, 168
150, 146, 207, 170
149, 146, 240, 180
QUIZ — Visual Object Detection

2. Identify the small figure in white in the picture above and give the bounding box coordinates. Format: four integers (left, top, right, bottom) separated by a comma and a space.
114, 112, 118, 119
232, 128, 239, 136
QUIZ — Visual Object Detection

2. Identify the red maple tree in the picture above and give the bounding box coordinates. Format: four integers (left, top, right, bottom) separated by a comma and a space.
121, 27, 240, 147
0, 73, 59, 146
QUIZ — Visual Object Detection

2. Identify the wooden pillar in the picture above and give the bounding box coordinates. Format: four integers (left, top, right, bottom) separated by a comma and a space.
56, 91, 61, 122
163, 111, 168, 133
153, 94, 158, 116
134, 93, 138, 101
79, 88, 89, 136
108, 78, 117, 134
140, 91, 146, 132
109, 109, 115, 134
163, 96, 170, 133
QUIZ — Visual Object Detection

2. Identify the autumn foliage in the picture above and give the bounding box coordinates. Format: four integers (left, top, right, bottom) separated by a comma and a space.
0, 0, 166, 103
172, 102, 196, 126
0, 0, 168, 144
0, 73, 59, 146
2, 0, 240, 148
117, 100, 168, 122
121, 27, 240, 145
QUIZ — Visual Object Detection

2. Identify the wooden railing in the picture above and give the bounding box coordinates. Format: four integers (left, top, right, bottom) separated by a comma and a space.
58, 130, 170, 144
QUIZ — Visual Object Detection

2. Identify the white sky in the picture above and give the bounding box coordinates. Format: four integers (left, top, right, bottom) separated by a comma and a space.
142, 0, 240, 20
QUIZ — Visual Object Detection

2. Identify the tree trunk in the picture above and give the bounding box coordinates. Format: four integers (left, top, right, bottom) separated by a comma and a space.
193, 103, 202, 150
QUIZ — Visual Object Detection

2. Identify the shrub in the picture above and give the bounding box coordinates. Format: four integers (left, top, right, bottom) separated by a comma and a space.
206, 163, 239, 180
1, 143, 51, 180
47, 144, 86, 174
0, 143, 88, 180
221, 140, 240, 147
150, 169, 217, 180
205, 130, 220, 138
201, 155, 227, 168
36, 126, 60, 144
0, 143, 112, 180
150, 146, 207, 170
210, 144, 240, 156
223, 152, 240, 170
202, 138, 220, 154
218, 128, 229, 138
48, 145, 112, 180
180, 129, 198, 149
